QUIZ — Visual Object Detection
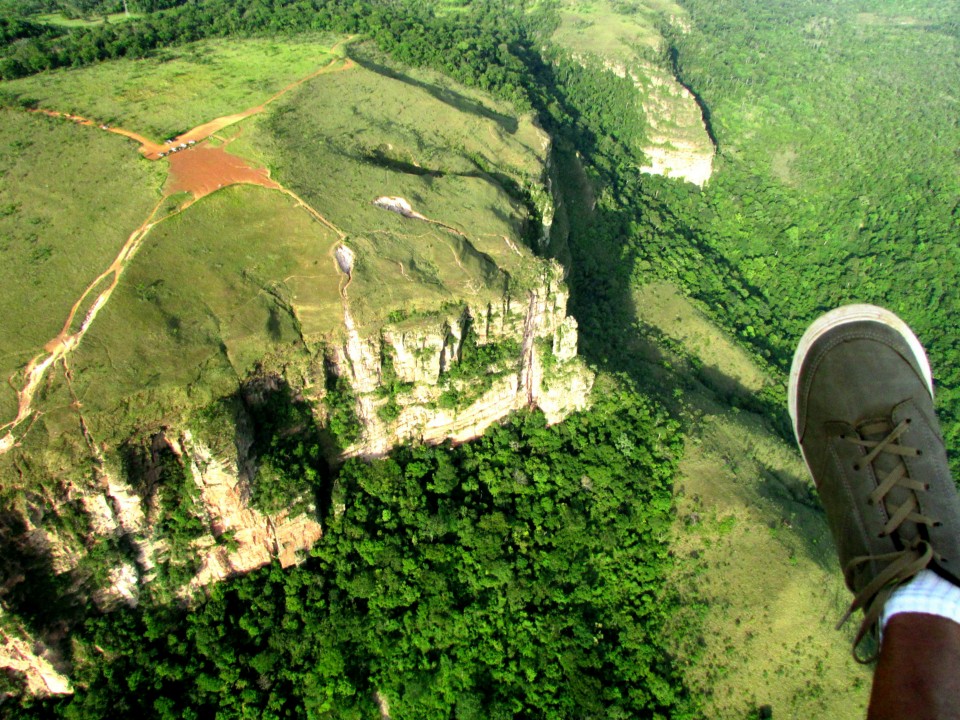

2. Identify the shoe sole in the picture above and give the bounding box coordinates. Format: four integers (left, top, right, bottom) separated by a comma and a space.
787, 304, 934, 442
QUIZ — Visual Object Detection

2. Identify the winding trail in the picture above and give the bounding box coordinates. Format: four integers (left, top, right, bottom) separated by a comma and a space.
372, 195, 476, 275
155, 54, 355, 160
0, 199, 171, 451
30, 43, 354, 162
1, 43, 357, 455
282, 188, 346, 240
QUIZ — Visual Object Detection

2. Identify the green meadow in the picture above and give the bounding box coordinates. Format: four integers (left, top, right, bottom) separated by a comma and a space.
551, 0, 685, 61
631, 281, 870, 718
0, 33, 551, 435
36, 12, 141, 28
0, 108, 162, 423
243, 46, 550, 330
69, 185, 341, 442
1, 36, 342, 139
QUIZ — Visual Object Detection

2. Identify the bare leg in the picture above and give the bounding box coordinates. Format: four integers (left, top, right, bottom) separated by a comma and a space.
868, 613, 960, 720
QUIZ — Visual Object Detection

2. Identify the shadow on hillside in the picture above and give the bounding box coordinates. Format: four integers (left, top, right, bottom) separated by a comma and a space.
235, 372, 357, 522
548, 138, 790, 434
349, 53, 519, 134
755, 462, 835, 574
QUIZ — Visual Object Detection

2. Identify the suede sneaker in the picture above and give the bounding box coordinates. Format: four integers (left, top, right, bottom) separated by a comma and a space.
788, 304, 960, 662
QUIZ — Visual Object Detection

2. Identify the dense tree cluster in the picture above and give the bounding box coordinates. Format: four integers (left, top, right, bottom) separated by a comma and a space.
14, 388, 693, 719
651, 0, 960, 457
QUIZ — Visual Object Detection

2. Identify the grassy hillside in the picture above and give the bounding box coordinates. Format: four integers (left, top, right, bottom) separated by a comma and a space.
242, 44, 552, 330
1, 36, 342, 139
69, 185, 341, 442
0, 32, 554, 441
0, 108, 162, 422
633, 282, 870, 717
550, 0, 683, 60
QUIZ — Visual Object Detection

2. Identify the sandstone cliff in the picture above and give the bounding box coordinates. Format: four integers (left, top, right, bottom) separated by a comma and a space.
0, 34, 593, 703
0, 609, 71, 701
601, 58, 715, 188
0, 256, 592, 701
334, 259, 591, 457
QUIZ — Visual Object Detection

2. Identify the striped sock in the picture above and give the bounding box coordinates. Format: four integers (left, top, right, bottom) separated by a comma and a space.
881, 569, 960, 638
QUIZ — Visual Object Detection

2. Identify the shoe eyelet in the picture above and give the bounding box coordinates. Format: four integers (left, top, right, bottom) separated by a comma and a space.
916, 450, 923, 456
934, 521, 944, 528
924, 484, 931, 491
877, 532, 886, 538
853, 464, 861, 471
905, 418, 912, 424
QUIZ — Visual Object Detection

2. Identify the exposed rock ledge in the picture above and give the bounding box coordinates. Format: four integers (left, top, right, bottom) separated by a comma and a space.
373, 196, 428, 220
335, 261, 593, 457
602, 58, 715, 187
0, 609, 72, 699
178, 431, 324, 598
0, 260, 590, 700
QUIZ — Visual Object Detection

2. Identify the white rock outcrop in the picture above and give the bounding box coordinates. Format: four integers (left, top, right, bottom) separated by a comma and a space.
0, 610, 72, 699
177, 432, 324, 597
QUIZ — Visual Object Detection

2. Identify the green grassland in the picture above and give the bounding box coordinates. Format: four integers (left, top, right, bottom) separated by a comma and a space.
0, 30, 554, 443
631, 281, 870, 718
0, 108, 162, 422
551, 0, 685, 61
0, 33, 553, 441
37, 12, 141, 28
0, 36, 342, 139
68, 185, 341, 442
240, 46, 551, 331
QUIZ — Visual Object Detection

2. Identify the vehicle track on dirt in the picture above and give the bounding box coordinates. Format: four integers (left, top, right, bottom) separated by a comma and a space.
2, 45, 357, 454
0, 199, 172, 453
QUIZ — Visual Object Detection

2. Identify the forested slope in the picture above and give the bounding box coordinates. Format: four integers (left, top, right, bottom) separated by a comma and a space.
661, 0, 960, 450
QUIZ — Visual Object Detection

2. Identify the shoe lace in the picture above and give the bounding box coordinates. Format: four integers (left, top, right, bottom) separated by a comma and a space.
838, 418, 941, 663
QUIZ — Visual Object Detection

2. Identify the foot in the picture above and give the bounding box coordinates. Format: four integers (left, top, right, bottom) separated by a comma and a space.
788, 304, 960, 661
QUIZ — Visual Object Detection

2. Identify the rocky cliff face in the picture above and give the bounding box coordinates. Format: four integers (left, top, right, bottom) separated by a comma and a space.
0, 57, 591, 698
601, 58, 715, 188
334, 260, 591, 457
176, 431, 324, 598
0, 609, 72, 700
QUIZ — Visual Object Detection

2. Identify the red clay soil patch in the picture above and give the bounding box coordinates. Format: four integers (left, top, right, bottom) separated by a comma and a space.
165, 145, 279, 199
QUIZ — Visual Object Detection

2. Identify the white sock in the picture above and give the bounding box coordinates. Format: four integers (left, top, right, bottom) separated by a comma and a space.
881, 569, 960, 637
